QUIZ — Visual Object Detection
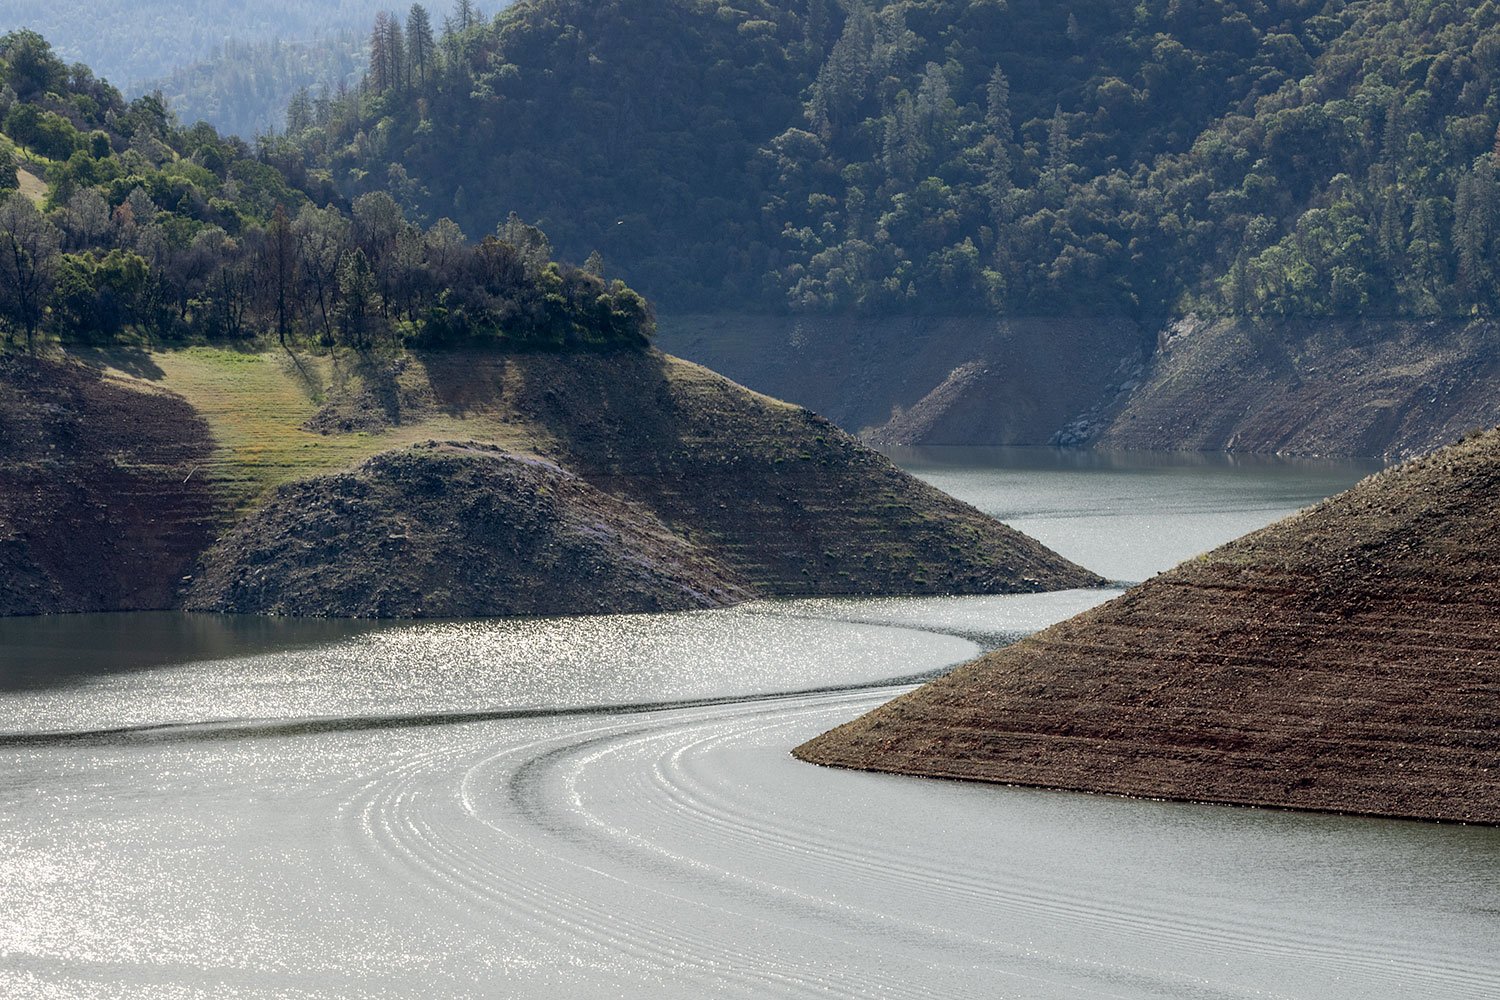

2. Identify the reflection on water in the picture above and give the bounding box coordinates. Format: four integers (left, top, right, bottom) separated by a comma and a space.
1, 448, 1491, 1000
0, 612, 388, 690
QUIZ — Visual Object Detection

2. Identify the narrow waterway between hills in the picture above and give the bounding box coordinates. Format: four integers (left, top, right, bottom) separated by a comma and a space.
4, 449, 1493, 1000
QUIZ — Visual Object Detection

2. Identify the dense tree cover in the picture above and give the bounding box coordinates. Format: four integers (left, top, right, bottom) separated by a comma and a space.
146, 33, 367, 139
298, 0, 1500, 322
0, 31, 654, 354
0, 1, 394, 90
1162, 0, 1500, 318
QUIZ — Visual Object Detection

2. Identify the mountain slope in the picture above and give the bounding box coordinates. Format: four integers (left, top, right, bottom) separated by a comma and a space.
797, 428, 1500, 824
0, 0, 391, 89
289, 0, 1500, 458
1, 347, 1102, 618
303, 0, 1336, 312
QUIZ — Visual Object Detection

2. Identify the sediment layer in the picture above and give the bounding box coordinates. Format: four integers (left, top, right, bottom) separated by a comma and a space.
798, 429, 1500, 824
0, 356, 221, 615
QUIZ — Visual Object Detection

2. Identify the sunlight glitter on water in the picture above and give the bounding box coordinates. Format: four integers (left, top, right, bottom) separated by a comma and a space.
7, 449, 1486, 1000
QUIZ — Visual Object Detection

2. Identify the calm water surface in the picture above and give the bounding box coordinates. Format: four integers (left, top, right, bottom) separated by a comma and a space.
2, 449, 1494, 1000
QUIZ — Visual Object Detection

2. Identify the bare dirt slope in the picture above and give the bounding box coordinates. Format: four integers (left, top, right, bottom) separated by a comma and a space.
472, 351, 1102, 596
188, 443, 751, 617
1093, 316, 1500, 460
663, 313, 1500, 460
4, 348, 1100, 618
798, 429, 1500, 824
0, 356, 222, 615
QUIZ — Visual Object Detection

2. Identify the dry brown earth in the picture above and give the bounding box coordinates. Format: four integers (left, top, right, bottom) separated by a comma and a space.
1, 348, 1101, 618
0, 356, 221, 615
1094, 316, 1500, 459
798, 429, 1500, 824
188, 443, 752, 617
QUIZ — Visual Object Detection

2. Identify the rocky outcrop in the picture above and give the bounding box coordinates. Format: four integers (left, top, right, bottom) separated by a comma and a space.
0, 356, 222, 615
797, 428, 1500, 824
188, 443, 751, 617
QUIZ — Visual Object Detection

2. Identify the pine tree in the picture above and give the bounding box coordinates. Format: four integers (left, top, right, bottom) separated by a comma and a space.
801, 0, 835, 64
1407, 198, 1446, 308
1225, 250, 1251, 314
369, 12, 392, 93
285, 87, 313, 135
1046, 105, 1071, 184
882, 94, 921, 181
407, 4, 437, 89
1454, 161, 1496, 305
985, 66, 1013, 231
914, 63, 951, 145
384, 15, 407, 92
454, 0, 477, 32
1381, 97, 1406, 164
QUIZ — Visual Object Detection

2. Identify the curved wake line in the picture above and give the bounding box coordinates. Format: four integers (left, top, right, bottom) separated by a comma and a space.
0, 673, 932, 749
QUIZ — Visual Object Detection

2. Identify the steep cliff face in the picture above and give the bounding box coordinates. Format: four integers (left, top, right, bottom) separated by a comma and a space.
0, 356, 223, 615
798, 428, 1500, 824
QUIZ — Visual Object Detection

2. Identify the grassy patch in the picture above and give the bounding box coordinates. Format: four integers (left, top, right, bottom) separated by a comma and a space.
14, 166, 46, 206
87, 346, 545, 508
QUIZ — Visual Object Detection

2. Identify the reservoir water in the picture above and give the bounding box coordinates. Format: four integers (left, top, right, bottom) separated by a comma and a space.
3, 449, 1496, 999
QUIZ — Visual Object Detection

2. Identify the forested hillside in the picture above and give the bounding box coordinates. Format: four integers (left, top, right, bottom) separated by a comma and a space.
0, 0, 394, 90
296, 0, 1500, 326
145, 33, 367, 139
0, 30, 653, 355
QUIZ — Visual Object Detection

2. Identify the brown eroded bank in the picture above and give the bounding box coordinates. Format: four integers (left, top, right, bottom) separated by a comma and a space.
1, 348, 1103, 619
797, 429, 1500, 824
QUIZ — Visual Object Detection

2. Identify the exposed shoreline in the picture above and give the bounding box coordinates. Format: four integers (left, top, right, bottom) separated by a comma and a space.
797, 429, 1500, 825
0, 348, 1102, 619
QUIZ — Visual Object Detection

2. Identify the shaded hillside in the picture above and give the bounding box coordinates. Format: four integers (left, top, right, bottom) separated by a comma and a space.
662, 311, 1499, 458
189, 443, 751, 617
305, 0, 1500, 321
304, 0, 1336, 313
0, 356, 221, 615
1091, 316, 1500, 460
798, 429, 1500, 824
147, 32, 367, 138
658, 314, 1143, 443
288, 0, 1500, 458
